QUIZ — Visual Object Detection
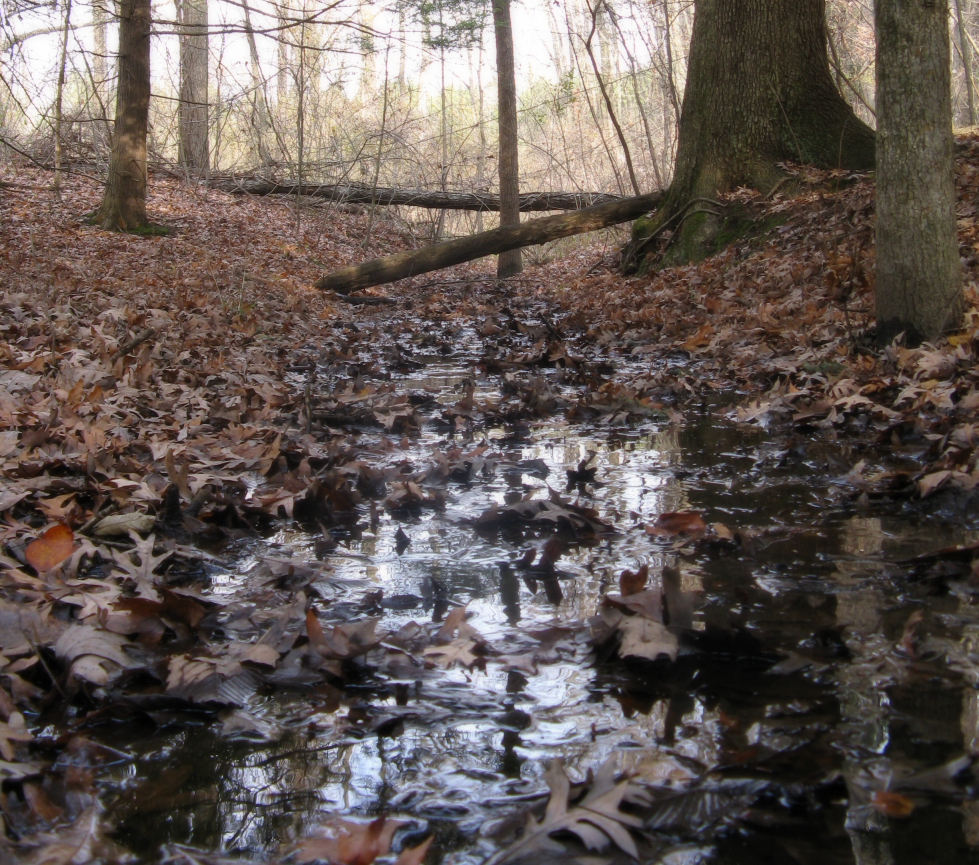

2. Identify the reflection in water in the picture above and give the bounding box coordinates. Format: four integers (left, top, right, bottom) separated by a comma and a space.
99, 369, 979, 863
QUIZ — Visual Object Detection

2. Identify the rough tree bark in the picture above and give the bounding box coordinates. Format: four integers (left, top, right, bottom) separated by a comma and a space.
632, 0, 875, 264
242, 0, 273, 169
875, 0, 962, 345
493, 0, 522, 278
177, 0, 209, 175
96, 0, 151, 230
315, 191, 663, 294
92, 0, 108, 98
208, 177, 622, 211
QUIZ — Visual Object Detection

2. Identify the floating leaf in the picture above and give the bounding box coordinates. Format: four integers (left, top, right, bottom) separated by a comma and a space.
646, 512, 707, 538
485, 758, 641, 865
619, 563, 648, 596
297, 816, 407, 865
871, 790, 915, 818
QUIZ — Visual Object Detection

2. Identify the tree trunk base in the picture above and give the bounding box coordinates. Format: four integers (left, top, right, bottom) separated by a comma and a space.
621, 187, 800, 272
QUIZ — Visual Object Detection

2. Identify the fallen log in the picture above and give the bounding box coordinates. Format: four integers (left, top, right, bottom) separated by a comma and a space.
209, 175, 622, 212
314, 190, 664, 294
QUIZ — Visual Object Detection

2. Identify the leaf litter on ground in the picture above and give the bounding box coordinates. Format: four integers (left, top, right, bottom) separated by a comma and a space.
2, 143, 979, 862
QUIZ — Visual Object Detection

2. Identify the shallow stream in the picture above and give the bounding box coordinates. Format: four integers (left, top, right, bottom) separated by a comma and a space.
83, 318, 979, 865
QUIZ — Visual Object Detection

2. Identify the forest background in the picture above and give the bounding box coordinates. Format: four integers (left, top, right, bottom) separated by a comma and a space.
0, 0, 921, 242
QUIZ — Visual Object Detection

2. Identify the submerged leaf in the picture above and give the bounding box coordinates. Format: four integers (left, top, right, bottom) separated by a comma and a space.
484, 759, 641, 865
297, 816, 407, 865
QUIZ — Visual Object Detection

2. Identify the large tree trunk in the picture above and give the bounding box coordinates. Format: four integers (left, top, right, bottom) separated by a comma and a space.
96, 0, 150, 231
177, 0, 209, 175
493, 0, 522, 278
875, 0, 962, 345
315, 191, 663, 294
636, 0, 875, 264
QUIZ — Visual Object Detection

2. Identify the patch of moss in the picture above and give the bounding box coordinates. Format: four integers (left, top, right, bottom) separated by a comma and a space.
130, 223, 171, 237
637, 202, 789, 269
81, 213, 171, 236
802, 360, 845, 376
631, 213, 661, 241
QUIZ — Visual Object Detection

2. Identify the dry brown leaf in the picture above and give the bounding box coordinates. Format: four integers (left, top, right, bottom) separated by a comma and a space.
92, 512, 156, 537
54, 626, 134, 685
25, 524, 74, 573
0, 712, 32, 760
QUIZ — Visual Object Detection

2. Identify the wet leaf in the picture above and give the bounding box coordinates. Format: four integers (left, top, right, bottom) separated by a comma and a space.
166, 655, 259, 706
306, 609, 380, 660
25, 524, 74, 573
485, 758, 641, 865
642, 779, 770, 834
646, 512, 707, 538
19, 805, 123, 865
422, 638, 481, 669
54, 626, 134, 685
617, 617, 678, 662
297, 816, 407, 865
870, 790, 915, 818
111, 532, 175, 600
394, 835, 433, 865
619, 563, 648, 596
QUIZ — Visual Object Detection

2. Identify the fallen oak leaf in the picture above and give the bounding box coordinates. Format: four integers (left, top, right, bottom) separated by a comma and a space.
646, 512, 707, 538
166, 655, 259, 706
422, 638, 482, 669
111, 532, 175, 600
25, 524, 74, 573
296, 816, 408, 865
681, 323, 713, 352
619, 563, 648, 596
54, 626, 135, 686
435, 604, 468, 642
484, 758, 642, 865
306, 609, 380, 660
917, 470, 952, 498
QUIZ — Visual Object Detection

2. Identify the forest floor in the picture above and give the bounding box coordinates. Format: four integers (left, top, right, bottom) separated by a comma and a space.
1, 140, 979, 865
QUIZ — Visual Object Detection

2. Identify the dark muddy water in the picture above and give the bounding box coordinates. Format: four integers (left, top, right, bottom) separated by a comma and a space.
88, 325, 979, 865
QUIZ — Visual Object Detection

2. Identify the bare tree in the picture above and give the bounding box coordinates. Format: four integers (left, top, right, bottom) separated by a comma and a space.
96, 0, 151, 229
493, 0, 521, 277
176, 0, 209, 174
